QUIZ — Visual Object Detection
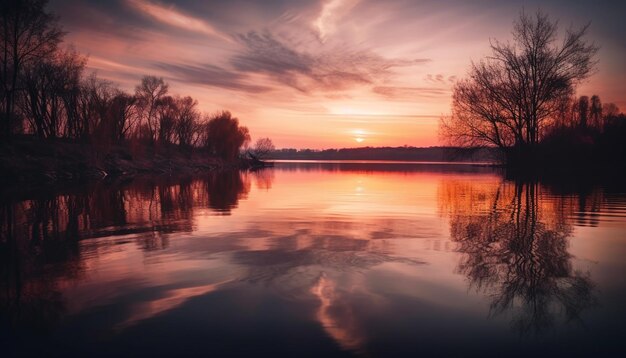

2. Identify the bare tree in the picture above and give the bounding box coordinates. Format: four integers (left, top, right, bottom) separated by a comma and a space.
441, 11, 598, 161
590, 95, 602, 130
174, 96, 198, 148
18, 47, 84, 138
87, 87, 137, 145
1, 0, 64, 138
77, 73, 116, 140
107, 91, 136, 142
602, 103, 621, 129
576, 95, 590, 129
552, 94, 576, 129
135, 75, 168, 143
156, 95, 177, 145
250, 137, 275, 159
603, 103, 619, 119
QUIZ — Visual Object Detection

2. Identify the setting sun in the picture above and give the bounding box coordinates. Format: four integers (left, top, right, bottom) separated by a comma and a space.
352, 129, 367, 143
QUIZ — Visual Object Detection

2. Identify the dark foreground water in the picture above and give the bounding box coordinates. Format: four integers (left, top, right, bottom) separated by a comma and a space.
2, 161, 626, 357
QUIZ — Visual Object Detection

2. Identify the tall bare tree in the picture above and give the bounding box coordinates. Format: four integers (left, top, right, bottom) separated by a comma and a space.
250, 137, 275, 159
590, 95, 602, 130
577, 95, 590, 129
106, 91, 136, 142
441, 11, 598, 160
156, 95, 177, 145
1, 0, 64, 138
18, 47, 84, 138
77, 73, 115, 140
174, 95, 198, 148
135, 75, 168, 143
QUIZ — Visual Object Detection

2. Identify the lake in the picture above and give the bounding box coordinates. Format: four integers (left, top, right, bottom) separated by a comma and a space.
2, 161, 626, 357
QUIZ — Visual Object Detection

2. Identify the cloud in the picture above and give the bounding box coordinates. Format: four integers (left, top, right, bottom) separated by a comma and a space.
52, 1, 146, 42
232, 31, 429, 93
314, 0, 361, 42
231, 31, 314, 92
154, 62, 273, 93
425, 73, 457, 84
127, 0, 230, 41
372, 86, 450, 100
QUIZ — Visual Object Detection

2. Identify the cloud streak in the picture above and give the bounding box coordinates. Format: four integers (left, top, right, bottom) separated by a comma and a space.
127, 0, 231, 41
232, 31, 429, 93
314, 0, 361, 42
424, 74, 457, 84
372, 86, 450, 100
155, 62, 272, 93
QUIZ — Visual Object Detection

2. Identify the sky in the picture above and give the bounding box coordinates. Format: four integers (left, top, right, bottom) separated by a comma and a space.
50, 0, 626, 149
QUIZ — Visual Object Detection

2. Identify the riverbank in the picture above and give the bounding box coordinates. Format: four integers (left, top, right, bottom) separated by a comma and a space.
0, 137, 259, 184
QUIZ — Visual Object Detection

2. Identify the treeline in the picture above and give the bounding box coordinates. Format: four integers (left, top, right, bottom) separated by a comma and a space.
270, 146, 500, 162
1, 0, 253, 161
540, 94, 626, 167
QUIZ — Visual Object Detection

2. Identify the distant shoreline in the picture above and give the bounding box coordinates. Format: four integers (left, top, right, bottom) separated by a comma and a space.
271, 159, 500, 166
268, 146, 501, 163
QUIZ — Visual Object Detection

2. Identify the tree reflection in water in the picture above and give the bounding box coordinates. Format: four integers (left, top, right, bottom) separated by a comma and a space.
441, 180, 597, 335
206, 170, 250, 213
0, 170, 255, 340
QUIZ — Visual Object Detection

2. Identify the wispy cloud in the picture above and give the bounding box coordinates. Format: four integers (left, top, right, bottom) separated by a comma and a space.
372, 86, 450, 100
155, 62, 272, 93
127, 0, 230, 41
314, 0, 361, 42
232, 31, 429, 93
424, 73, 457, 84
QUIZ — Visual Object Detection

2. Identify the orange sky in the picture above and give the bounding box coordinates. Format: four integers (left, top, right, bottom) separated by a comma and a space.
51, 0, 626, 149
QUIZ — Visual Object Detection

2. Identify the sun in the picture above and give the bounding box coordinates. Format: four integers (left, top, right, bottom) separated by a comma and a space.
352, 129, 367, 143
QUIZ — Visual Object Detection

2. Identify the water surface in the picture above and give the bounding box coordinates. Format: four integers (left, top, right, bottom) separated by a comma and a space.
2, 162, 626, 357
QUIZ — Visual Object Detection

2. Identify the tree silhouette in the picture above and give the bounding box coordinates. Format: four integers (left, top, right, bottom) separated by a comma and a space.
18, 47, 85, 139
577, 95, 590, 129
250, 137, 275, 159
105, 91, 137, 142
590, 95, 602, 130
440, 11, 598, 164
202, 111, 250, 160
155, 95, 177, 145
174, 96, 199, 148
1, 0, 64, 138
0, 2, 272, 169
135, 76, 168, 144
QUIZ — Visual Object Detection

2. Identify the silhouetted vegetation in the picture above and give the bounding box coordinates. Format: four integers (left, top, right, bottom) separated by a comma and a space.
441, 11, 625, 170
249, 137, 275, 160
201, 111, 250, 161
538, 94, 626, 169
270, 146, 499, 162
0, 0, 267, 182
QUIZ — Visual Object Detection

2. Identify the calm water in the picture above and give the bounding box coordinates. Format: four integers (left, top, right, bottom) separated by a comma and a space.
2, 162, 626, 357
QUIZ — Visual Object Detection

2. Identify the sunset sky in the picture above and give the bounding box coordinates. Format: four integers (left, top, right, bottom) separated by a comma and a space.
50, 0, 626, 149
